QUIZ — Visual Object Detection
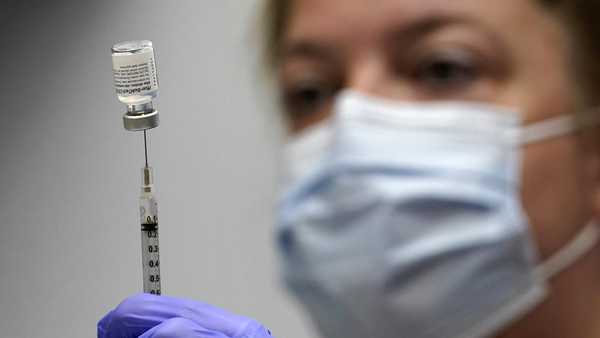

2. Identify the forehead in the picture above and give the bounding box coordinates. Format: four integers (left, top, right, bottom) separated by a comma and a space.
285, 0, 545, 43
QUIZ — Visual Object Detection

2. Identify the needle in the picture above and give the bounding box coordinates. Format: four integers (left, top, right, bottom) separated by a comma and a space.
144, 129, 149, 168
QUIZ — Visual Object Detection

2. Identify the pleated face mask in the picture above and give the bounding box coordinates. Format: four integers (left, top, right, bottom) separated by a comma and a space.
277, 90, 600, 338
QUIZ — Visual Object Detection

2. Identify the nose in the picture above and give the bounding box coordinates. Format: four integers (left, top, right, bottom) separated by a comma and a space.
345, 51, 411, 101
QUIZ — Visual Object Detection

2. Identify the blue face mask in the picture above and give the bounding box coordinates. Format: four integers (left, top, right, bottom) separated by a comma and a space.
276, 90, 600, 338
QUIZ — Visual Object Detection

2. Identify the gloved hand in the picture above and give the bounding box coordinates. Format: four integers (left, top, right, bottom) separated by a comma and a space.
98, 293, 273, 338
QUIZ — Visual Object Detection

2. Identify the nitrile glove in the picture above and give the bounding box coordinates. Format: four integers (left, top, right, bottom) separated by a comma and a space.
98, 293, 273, 338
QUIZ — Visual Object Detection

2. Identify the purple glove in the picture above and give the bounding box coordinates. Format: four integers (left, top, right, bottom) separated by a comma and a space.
98, 294, 273, 338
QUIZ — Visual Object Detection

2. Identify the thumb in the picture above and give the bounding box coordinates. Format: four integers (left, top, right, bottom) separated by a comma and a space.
138, 317, 229, 338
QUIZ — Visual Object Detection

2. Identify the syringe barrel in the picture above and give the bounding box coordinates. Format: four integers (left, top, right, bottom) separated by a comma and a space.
139, 166, 161, 295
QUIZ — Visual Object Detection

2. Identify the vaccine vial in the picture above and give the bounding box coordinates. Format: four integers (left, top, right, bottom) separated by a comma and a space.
112, 40, 160, 131
112, 40, 159, 106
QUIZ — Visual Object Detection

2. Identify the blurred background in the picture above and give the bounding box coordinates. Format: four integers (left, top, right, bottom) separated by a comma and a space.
0, 1, 315, 337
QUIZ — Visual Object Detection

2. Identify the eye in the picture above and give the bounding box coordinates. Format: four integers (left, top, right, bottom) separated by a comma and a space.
282, 79, 335, 119
412, 50, 479, 93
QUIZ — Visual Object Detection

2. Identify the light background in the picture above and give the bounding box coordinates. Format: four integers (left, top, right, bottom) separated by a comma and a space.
0, 1, 316, 337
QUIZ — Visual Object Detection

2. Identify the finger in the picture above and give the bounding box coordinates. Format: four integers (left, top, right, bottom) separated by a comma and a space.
138, 317, 229, 338
98, 293, 168, 338
241, 322, 275, 338
99, 293, 264, 338
97, 310, 114, 338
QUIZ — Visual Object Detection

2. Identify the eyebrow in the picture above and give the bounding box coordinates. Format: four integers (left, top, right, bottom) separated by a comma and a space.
388, 15, 472, 42
279, 39, 340, 65
386, 15, 506, 50
279, 14, 502, 64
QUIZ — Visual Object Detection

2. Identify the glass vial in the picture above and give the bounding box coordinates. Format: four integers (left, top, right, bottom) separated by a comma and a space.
112, 40, 159, 106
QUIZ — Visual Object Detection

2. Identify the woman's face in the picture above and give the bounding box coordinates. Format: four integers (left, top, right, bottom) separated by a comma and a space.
277, 0, 600, 335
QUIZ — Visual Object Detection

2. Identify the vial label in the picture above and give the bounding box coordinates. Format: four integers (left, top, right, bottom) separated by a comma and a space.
112, 50, 159, 97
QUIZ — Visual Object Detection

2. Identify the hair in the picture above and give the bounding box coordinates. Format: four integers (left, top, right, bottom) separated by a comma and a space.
262, 0, 600, 106
262, 0, 290, 69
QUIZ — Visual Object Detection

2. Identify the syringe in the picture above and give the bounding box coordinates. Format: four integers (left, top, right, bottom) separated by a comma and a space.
139, 134, 161, 294
111, 40, 163, 295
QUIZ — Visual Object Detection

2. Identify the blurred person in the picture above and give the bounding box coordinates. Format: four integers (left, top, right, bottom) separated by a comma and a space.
98, 0, 600, 337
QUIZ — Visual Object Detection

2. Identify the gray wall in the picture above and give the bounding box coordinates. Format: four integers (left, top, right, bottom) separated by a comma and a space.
0, 1, 315, 337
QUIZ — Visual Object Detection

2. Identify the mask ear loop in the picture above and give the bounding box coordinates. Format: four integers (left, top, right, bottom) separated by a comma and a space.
520, 111, 600, 145
536, 222, 600, 280
524, 112, 600, 280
